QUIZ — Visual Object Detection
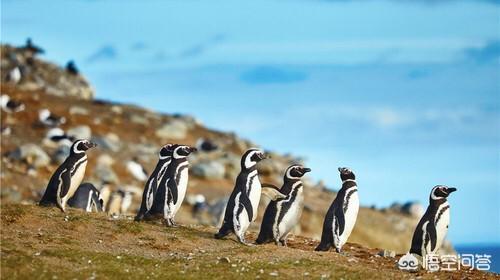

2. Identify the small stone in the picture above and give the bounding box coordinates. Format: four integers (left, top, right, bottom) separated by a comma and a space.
220, 257, 231, 263
69, 106, 89, 115
67, 125, 92, 140
269, 272, 278, 277
378, 249, 396, 258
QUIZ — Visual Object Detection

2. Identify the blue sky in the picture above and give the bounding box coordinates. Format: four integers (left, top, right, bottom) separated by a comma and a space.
1, 0, 499, 245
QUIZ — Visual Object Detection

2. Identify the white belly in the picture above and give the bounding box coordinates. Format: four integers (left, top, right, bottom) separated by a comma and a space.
277, 191, 304, 239
339, 190, 359, 246
173, 166, 189, 215
65, 160, 87, 202
433, 203, 450, 253
248, 172, 262, 221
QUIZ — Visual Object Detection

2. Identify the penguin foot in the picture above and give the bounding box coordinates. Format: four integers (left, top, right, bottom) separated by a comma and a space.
280, 240, 288, 247
314, 243, 331, 252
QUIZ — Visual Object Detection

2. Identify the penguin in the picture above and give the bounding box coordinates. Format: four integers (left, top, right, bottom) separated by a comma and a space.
315, 167, 359, 252
135, 144, 174, 221
1, 94, 25, 113
24, 38, 45, 55
409, 185, 457, 257
5, 67, 21, 84
39, 109, 66, 127
214, 148, 285, 245
195, 138, 218, 152
256, 164, 311, 246
43, 127, 75, 148
126, 157, 148, 181
66, 60, 79, 75
106, 188, 137, 216
67, 183, 104, 212
39, 139, 97, 212
147, 144, 197, 226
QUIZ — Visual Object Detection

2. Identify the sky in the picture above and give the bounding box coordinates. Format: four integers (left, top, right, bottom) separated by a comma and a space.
1, 0, 499, 245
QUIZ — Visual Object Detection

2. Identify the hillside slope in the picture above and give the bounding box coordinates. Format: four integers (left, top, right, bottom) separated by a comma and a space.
1, 204, 493, 280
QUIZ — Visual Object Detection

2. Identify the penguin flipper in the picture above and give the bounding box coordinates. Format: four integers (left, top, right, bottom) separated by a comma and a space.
239, 193, 254, 222
169, 180, 179, 205
59, 168, 72, 198
261, 183, 286, 201
334, 205, 346, 236
426, 221, 437, 251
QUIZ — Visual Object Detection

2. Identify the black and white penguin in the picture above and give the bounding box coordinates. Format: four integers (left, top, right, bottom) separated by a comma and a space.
39, 139, 97, 212
256, 164, 311, 246
67, 182, 104, 212
135, 144, 174, 221
5, 67, 22, 84
1, 94, 25, 113
66, 60, 79, 75
315, 167, 359, 252
39, 109, 66, 127
147, 144, 197, 226
126, 157, 148, 181
214, 148, 285, 245
195, 138, 218, 152
23, 38, 45, 55
409, 185, 457, 257
44, 127, 75, 148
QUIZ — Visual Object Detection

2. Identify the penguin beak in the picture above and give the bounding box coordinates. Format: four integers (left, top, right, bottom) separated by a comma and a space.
189, 147, 197, 153
303, 167, 312, 173
447, 187, 457, 194
258, 152, 268, 160
86, 142, 97, 149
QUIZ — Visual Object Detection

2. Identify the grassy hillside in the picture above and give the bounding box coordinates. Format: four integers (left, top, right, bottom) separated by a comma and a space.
1, 204, 494, 280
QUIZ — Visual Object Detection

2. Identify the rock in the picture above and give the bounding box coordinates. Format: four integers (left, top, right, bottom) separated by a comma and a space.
155, 120, 189, 140
92, 133, 121, 152
111, 105, 123, 114
67, 125, 91, 140
191, 161, 225, 179
9, 144, 50, 168
401, 201, 424, 217
378, 249, 396, 258
69, 106, 89, 115
1, 45, 95, 100
96, 154, 115, 166
129, 114, 149, 125
52, 145, 70, 164
219, 257, 231, 263
94, 164, 118, 183
1, 187, 21, 203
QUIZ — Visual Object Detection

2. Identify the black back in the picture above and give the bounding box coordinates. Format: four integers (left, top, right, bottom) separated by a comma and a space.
315, 169, 357, 251
67, 183, 103, 212
39, 151, 86, 206
135, 157, 171, 220
409, 199, 447, 256
256, 179, 303, 244
148, 158, 188, 215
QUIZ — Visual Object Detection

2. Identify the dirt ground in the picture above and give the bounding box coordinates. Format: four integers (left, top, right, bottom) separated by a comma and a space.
1, 204, 496, 280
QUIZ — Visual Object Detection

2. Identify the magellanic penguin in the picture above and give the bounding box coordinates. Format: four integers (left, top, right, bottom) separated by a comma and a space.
256, 164, 311, 246
39, 139, 97, 212
67, 183, 104, 212
315, 167, 359, 252
214, 148, 285, 245
146, 144, 197, 226
135, 144, 174, 221
409, 185, 457, 258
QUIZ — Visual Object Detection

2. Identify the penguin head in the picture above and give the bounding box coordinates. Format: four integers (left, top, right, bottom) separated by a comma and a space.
338, 167, 355, 181
241, 148, 267, 169
285, 164, 311, 180
71, 139, 97, 155
92, 190, 105, 212
430, 185, 457, 201
159, 143, 174, 159
172, 144, 197, 159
